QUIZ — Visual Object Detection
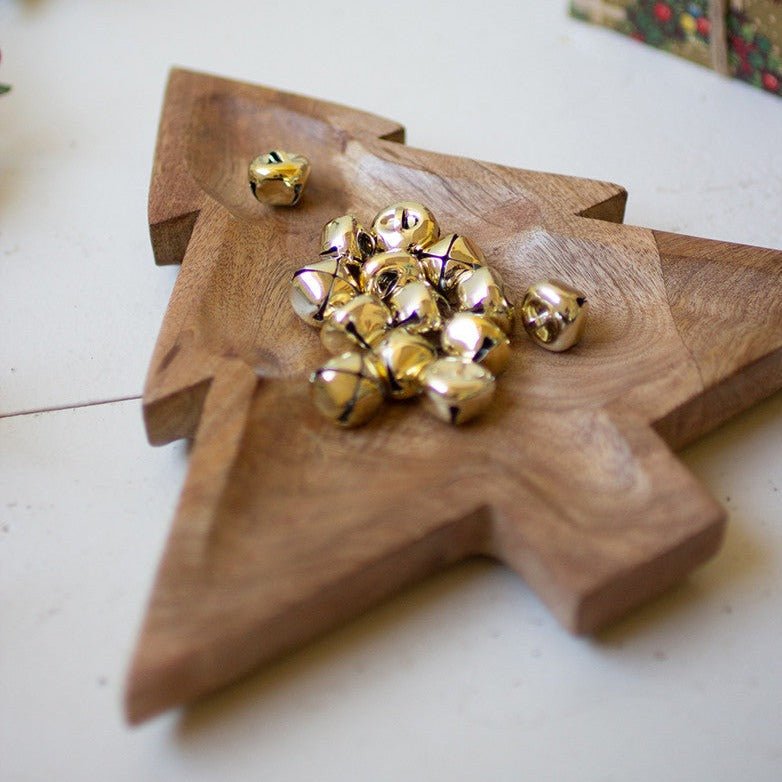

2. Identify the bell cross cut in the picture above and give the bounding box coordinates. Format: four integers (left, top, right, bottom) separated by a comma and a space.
126, 69, 782, 723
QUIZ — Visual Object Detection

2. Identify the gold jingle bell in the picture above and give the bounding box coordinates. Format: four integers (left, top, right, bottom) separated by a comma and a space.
371, 201, 440, 253
420, 357, 496, 425
455, 266, 514, 335
441, 312, 511, 376
290, 258, 358, 327
248, 150, 311, 207
375, 328, 438, 400
418, 233, 485, 295
321, 294, 392, 354
360, 251, 424, 300
319, 214, 376, 280
310, 351, 385, 427
521, 280, 588, 352
389, 280, 445, 335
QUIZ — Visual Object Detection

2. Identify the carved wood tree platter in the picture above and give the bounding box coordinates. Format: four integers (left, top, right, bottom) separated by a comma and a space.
125, 68, 782, 724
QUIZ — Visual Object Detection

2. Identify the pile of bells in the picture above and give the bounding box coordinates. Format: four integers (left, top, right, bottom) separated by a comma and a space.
290, 201, 588, 427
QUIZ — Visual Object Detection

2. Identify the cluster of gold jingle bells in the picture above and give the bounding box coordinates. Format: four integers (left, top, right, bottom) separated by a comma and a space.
249, 150, 589, 427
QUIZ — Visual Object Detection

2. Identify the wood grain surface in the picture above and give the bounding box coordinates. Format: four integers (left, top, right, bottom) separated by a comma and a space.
126, 68, 782, 724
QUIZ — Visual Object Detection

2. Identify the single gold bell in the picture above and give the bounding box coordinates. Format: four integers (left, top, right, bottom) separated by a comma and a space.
418, 233, 485, 295
420, 357, 495, 425
441, 312, 510, 376
521, 280, 588, 352
310, 351, 385, 427
290, 258, 358, 327
371, 201, 440, 253
389, 280, 445, 335
321, 294, 392, 354
375, 328, 437, 400
319, 214, 376, 280
248, 150, 310, 206
360, 251, 424, 300
455, 266, 514, 334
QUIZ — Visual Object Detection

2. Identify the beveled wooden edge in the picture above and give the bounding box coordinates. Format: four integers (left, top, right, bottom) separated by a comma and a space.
578, 190, 627, 224
654, 347, 782, 450
653, 229, 782, 448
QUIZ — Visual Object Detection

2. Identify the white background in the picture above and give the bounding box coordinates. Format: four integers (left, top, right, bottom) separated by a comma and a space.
1, 2, 780, 780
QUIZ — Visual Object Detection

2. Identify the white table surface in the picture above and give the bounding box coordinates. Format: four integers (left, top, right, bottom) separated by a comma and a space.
1, 2, 780, 779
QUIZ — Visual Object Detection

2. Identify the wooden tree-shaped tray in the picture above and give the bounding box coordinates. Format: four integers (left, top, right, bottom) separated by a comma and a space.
126, 69, 782, 723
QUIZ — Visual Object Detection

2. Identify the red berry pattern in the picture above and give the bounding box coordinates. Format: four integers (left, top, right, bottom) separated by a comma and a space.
727, 9, 782, 95
572, 1, 782, 98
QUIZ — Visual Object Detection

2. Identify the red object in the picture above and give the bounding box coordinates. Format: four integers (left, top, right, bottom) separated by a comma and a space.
731, 35, 749, 57
653, 2, 672, 23
762, 72, 780, 92
696, 17, 711, 37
